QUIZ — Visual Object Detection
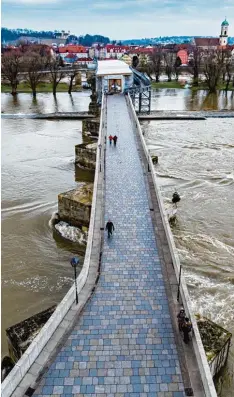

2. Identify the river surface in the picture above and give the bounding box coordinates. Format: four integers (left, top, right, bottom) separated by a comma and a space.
1, 90, 234, 395
142, 118, 234, 395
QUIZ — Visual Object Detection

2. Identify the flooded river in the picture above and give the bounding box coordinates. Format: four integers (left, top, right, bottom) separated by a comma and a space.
142, 118, 234, 395
1, 89, 234, 395
1, 92, 93, 357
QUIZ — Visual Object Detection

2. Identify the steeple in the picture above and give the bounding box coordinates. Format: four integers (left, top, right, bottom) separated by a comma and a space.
220, 17, 229, 46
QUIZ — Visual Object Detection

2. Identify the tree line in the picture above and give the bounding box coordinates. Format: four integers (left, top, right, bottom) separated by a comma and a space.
2, 44, 234, 96
136, 46, 234, 92
1, 45, 95, 97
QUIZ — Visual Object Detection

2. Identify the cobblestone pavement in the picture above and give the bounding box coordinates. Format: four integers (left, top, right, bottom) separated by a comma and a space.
34, 95, 185, 397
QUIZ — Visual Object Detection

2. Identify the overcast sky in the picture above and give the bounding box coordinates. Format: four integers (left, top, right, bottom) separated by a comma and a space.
2, 0, 234, 40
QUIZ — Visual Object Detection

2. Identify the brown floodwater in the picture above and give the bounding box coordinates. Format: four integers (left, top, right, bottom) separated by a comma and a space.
142, 117, 234, 397
1, 90, 234, 395
151, 88, 234, 111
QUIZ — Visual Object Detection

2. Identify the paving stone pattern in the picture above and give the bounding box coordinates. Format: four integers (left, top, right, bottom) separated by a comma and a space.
34, 95, 185, 397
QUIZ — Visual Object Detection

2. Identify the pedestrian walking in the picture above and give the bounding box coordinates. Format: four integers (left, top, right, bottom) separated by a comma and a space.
113, 135, 118, 146
109, 135, 113, 145
105, 219, 115, 238
182, 317, 192, 344
177, 308, 186, 331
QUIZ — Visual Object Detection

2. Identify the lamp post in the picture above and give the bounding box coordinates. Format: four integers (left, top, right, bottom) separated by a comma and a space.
70, 257, 79, 304
177, 264, 182, 302
98, 143, 102, 172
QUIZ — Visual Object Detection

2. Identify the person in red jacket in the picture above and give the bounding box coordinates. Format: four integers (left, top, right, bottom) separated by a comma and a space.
109, 135, 113, 144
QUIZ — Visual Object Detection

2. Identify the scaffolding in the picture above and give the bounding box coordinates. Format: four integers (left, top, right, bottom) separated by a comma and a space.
129, 86, 151, 114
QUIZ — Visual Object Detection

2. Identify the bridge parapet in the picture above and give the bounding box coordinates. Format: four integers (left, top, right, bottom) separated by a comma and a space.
126, 93, 218, 397
2, 95, 106, 397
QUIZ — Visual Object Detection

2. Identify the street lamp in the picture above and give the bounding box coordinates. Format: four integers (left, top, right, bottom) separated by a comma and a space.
70, 257, 79, 304
98, 144, 102, 172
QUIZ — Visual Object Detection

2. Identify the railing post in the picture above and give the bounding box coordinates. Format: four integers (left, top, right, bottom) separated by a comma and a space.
148, 151, 150, 172
177, 264, 182, 301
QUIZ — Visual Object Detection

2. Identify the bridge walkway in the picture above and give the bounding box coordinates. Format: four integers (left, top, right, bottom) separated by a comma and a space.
34, 94, 187, 396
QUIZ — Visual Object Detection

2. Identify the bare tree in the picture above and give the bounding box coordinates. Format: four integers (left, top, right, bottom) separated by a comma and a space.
68, 70, 80, 94
23, 51, 48, 97
138, 54, 148, 71
174, 56, 182, 81
150, 47, 163, 82
135, 54, 152, 80
188, 46, 202, 86
132, 55, 139, 68
163, 51, 176, 82
48, 58, 66, 96
1, 51, 22, 96
223, 50, 233, 91
203, 49, 226, 93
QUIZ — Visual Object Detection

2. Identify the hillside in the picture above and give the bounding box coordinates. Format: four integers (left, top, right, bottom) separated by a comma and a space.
2, 28, 234, 46
1, 28, 110, 46
122, 36, 234, 45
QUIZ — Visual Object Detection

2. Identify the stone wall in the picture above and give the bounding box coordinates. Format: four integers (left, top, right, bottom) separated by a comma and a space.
82, 119, 100, 137
75, 142, 97, 170
6, 306, 56, 363
58, 184, 93, 228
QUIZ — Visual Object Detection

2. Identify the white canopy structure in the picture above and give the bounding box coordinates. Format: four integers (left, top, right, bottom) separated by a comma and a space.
96, 60, 132, 76
96, 60, 133, 101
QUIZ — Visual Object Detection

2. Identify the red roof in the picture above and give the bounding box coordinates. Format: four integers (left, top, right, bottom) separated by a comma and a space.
129, 48, 153, 54
59, 45, 87, 54
64, 53, 77, 59
106, 44, 129, 51
194, 38, 220, 47
77, 57, 93, 61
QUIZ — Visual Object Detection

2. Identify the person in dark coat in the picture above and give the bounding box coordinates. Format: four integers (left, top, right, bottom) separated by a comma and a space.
113, 135, 118, 146
177, 308, 186, 331
106, 219, 115, 238
182, 317, 192, 344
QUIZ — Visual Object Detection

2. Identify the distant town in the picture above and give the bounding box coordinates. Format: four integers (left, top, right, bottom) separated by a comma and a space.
2, 23, 234, 66
1, 20, 234, 96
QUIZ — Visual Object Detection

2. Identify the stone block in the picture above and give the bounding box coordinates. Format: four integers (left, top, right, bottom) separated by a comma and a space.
75, 142, 97, 170
58, 184, 93, 228
82, 119, 100, 137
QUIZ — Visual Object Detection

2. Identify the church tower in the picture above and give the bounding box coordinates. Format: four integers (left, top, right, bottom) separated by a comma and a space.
220, 18, 229, 46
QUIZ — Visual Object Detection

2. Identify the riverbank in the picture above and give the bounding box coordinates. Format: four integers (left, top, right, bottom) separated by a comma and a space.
1, 82, 83, 93
151, 81, 234, 91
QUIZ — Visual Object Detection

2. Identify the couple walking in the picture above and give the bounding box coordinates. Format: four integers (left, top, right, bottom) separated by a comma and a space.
177, 308, 192, 344
109, 135, 118, 146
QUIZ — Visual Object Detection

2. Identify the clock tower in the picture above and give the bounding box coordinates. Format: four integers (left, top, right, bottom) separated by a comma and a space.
220, 18, 229, 46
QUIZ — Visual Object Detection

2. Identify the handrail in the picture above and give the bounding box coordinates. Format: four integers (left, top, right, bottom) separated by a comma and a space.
2, 93, 106, 397
126, 93, 218, 397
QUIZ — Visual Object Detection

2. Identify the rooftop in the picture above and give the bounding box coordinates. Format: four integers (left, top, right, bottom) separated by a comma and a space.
221, 18, 229, 26
194, 37, 220, 47
96, 60, 132, 76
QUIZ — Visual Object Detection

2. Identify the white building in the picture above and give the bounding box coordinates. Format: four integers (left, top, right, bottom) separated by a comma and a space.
96, 60, 133, 102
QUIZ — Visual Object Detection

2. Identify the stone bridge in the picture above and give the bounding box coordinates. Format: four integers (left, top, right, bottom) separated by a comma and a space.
2, 94, 218, 397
